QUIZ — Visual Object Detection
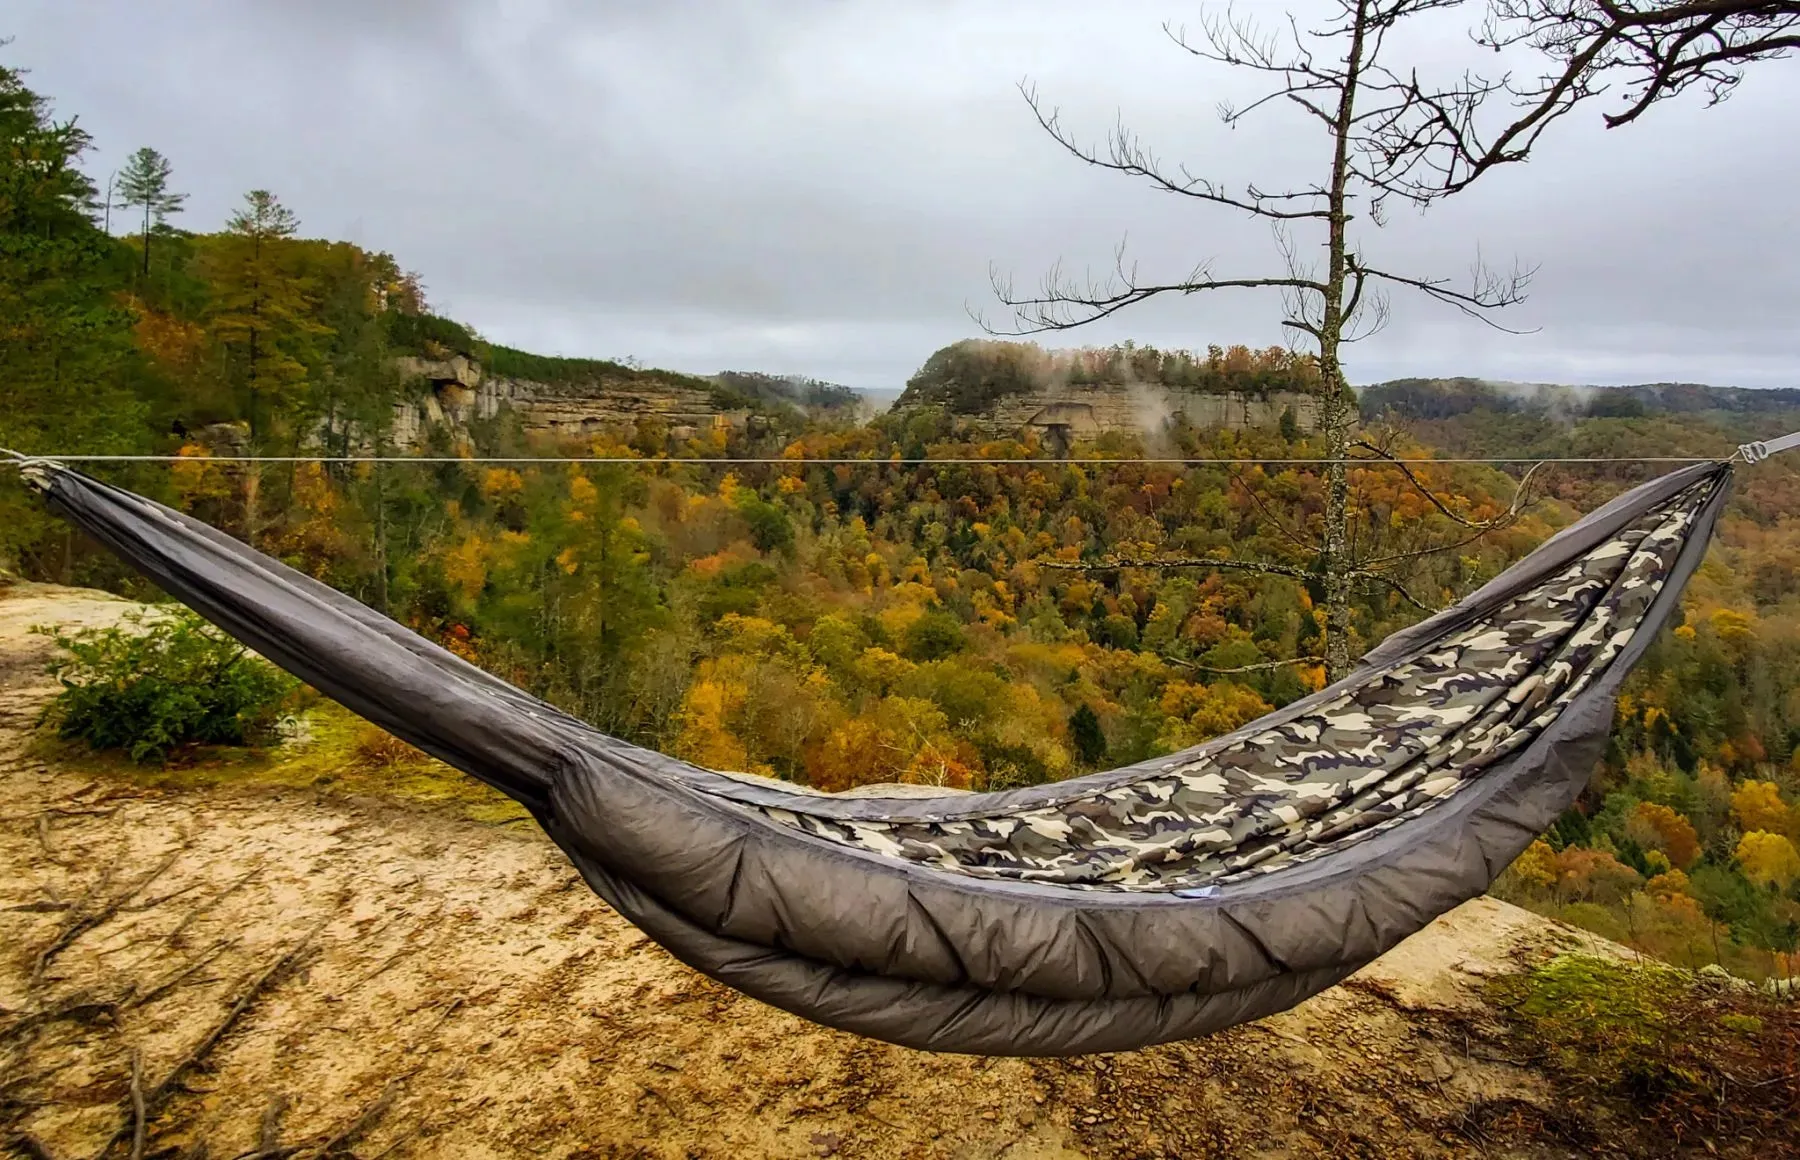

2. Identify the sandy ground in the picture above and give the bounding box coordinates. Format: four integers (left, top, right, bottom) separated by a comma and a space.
0, 582, 1627, 1160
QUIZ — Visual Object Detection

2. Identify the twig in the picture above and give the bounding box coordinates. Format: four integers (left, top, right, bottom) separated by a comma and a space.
123, 882, 206, 913
128, 1049, 147, 1160
309, 1081, 398, 1158
9, 1134, 61, 1160
161, 864, 263, 951
259, 1094, 288, 1152
124, 941, 236, 1012
33, 846, 186, 984
1162, 654, 1326, 674
0, 994, 121, 1048
89, 927, 322, 1160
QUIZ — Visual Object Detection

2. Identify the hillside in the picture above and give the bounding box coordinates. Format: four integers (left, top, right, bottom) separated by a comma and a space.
892, 340, 1322, 440
6, 581, 1796, 1159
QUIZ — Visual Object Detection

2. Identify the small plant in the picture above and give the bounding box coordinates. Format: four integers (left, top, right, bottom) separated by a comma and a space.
36, 607, 298, 764
352, 724, 427, 769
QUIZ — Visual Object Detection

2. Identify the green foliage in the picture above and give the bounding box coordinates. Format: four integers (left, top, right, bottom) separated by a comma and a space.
386, 311, 483, 358
0, 57, 158, 579
37, 608, 298, 763
901, 611, 967, 662
736, 494, 794, 554
1069, 704, 1106, 765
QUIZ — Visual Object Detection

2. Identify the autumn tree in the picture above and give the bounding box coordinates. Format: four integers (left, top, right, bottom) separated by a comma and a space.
1732, 780, 1793, 837
115, 146, 185, 278
1737, 831, 1800, 891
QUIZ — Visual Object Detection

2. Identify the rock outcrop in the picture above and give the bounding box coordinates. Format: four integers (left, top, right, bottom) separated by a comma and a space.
389, 356, 747, 450
976, 383, 1320, 438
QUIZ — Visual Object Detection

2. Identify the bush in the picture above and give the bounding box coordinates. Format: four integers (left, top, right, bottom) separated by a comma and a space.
36, 608, 298, 763
901, 611, 967, 661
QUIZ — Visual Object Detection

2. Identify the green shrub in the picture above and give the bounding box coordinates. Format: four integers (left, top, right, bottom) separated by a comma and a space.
36, 608, 298, 763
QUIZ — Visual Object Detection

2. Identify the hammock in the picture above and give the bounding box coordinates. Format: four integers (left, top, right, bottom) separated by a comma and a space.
13, 455, 1740, 1055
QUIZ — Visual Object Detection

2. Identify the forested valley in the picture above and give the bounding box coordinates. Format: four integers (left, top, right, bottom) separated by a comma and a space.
5, 52, 1799, 997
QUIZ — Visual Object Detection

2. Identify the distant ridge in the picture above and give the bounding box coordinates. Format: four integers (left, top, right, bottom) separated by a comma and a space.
1360, 377, 1800, 422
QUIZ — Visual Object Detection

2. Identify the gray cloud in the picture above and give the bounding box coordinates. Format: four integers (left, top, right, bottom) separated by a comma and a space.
10, 0, 1798, 388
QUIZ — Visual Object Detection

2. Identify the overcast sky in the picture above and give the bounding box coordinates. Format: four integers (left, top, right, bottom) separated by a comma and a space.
9, 0, 1797, 390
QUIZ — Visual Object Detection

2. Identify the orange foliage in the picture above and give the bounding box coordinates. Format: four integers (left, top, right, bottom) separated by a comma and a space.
1626, 801, 1702, 869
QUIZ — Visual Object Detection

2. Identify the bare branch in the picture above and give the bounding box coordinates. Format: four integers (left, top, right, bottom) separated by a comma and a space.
1352, 568, 1442, 613
1228, 465, 1322, 554
1353, 440, 1547, 531
1019, 81, 1332, 220
982, 243, 1327, 335
1036, 555, 1317, 582
1350, 256, 1539, 332
1162, 653, 1328, 674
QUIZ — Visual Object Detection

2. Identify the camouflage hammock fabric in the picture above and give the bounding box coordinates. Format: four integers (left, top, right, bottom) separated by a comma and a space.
13, 456, 1736, 1056
759, 478, 1711, 891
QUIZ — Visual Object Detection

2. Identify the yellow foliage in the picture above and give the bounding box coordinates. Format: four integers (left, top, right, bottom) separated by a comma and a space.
672, 667, 751, 774
1508, 839, 1559, 894
1158, 681, 1273, 748
442, 535, 489, 603
1731, 780, 1792, 837
479, 467, 524, 502
568, 474, 599, 510
170, 443, 236, 508
853, 647, 915, 693
777, 475, 806, 495
1709, 607, 1757, 645
556, 547, 579, 575
716, 614, 794, 656
1736, 830, 1800, 890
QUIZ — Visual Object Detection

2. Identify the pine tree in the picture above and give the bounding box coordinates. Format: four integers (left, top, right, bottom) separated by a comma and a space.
1068, 704, 1106, 766
115, 146, 185, 278
202, 190, 328, 445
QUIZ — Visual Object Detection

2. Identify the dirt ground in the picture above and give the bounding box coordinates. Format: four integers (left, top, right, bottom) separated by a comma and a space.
0, 582, 1632, 1159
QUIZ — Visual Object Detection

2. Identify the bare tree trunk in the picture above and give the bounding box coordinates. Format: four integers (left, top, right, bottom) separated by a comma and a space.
1315, 0, 1372, 684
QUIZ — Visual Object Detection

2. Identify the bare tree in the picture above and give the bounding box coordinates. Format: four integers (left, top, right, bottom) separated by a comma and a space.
989, 0, 1790, 681
988, 0, 1542, 681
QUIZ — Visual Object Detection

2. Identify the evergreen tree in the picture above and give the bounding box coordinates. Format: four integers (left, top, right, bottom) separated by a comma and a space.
0, 60, 148, 577
115, 146, 185, 278
1069, 704, 1106, 766
203, 189, 328, 445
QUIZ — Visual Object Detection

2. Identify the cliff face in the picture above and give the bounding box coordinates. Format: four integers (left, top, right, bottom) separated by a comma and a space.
938, 381, 1320, 438
390, 356, 745, 449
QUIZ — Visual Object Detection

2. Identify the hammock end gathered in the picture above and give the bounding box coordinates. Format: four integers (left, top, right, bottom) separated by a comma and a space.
0, 448, 66, 493
1737, 430, 1800, 465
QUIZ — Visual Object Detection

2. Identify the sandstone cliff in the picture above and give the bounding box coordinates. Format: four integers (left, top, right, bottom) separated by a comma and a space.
894, 340, 1322, 439
976, 382, 1320, 439
390, 355, 746, 449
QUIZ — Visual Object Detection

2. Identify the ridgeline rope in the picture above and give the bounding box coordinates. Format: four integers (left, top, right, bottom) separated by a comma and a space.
0, 449, 1740, 469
